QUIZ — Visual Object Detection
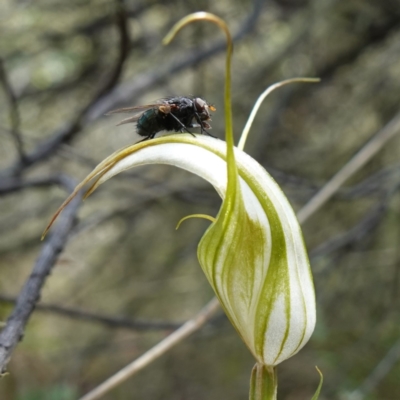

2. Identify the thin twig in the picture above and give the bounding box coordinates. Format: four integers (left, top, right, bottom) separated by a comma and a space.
269, 162, 400, 202
310, 181, 400, 260
0, 58, 25, 163
297, 112, 400, 224
0, 295, 181, 331
0, 174, 69, 195
1, 1, 131, 177
347, 338, 400, 400
78, 297, 220, 400
0, 176, 81, 374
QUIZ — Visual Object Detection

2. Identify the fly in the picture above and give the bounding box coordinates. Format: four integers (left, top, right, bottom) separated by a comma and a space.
107, 96, 216, 141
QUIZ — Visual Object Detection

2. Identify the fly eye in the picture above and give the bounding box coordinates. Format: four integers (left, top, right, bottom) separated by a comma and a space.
194, 98, 206, 111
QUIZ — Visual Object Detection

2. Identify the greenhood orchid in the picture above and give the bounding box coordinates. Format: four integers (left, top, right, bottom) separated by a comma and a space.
43, 12, 319, 400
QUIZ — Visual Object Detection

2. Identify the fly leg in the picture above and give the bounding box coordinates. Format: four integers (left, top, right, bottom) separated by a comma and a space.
169, 113, 196, 138
135, 132, 157, 144
136, 136, 150, 143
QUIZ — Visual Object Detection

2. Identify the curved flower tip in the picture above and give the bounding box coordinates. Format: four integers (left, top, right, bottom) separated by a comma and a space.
43, 134, 316, 367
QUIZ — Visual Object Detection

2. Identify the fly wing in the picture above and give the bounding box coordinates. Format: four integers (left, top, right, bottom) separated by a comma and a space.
107, 100, 171, 126
106, 98, 170, 115
106, 104, 160, 115
115, 114, 143, 126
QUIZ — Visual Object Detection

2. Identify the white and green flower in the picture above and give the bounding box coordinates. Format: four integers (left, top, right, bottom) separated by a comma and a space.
43, 12, 319, 400
43, 132, 315, 367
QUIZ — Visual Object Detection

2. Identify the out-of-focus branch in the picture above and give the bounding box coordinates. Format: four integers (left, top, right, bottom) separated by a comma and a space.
42, 0, 156, 40
310, 181, 400, 260
0, 295, 181, 331
297, 111, 400, 224
347, 338, 400, 400
0, 174, 71, 195
91, 0, 131, 104
265, 164, 400, 203
337, 165, 400, 200
78, 297, 221, 400
0, 58, 25, 163
1, 0, 131, 177
318, 14, 400, 80
18, 1, 164, 100
0, 175, 81, 374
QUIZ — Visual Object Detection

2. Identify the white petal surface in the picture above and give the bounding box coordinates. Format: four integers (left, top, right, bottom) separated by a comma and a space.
96, 135, 316, 366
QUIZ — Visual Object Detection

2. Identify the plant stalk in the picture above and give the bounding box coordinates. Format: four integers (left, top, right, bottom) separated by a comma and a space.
249, 363, 277, 400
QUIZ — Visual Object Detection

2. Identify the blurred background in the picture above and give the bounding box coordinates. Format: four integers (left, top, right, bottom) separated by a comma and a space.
1, 0, 400, 399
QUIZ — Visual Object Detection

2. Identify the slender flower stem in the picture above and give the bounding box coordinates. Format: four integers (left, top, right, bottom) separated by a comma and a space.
249, 363, 277, 400
238, 78, 320, 151
163, 12, 236, 185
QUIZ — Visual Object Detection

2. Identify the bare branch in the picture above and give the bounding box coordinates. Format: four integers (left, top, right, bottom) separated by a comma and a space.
78, 297, 221, 400
0, 295, 181, 332
0, 58, 25, 163
348, 338, 400, 400
0, 175, 81, 374
1, 0, 131, 177
0, 174, 70, 195
310, 181, 400, 259
297, 112, 400, 224
268, 164, 400, 202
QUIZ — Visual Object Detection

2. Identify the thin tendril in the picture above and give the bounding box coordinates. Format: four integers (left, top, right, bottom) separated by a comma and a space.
238, 78, 321, 151
176, 214, 216, 230
163, 12, 237, 200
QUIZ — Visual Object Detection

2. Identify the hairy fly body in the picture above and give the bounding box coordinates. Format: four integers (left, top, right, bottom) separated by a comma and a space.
107, 96, 216, 141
